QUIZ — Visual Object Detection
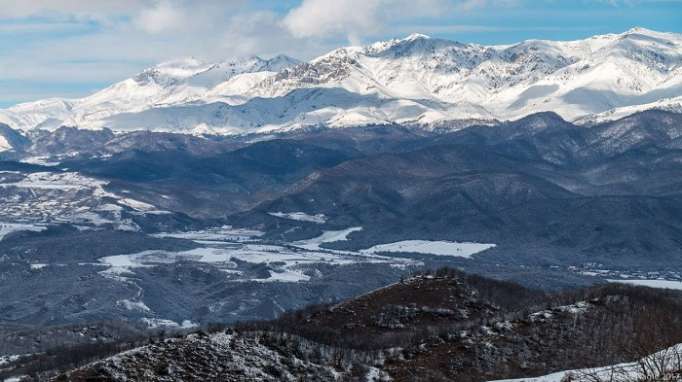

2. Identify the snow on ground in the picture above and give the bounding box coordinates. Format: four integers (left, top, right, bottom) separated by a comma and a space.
118, 198, 171, 215
0, 172, 112, 192
268, 211, 327, 224
3, 376, 25, 382
0, 135, 10, 152
152, 226, 264, 242
103, 225, 497, 285
489, 343, 682, 382
293, 227, 363, 250
360, 240, 496, 258
365, 366, 391, 381
99, 233, 420, 283
141, 318, 198, 329
607, 279, 682, 290
261, 269, 311, 283
0, 171, 169, 231
20, 156, 60, 166
529, 301, 591, 322
117, 299, 152, 313
0, 355, 22, 367
0, 222, 46, 241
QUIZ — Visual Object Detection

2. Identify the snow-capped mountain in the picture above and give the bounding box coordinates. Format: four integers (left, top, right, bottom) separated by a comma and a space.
1, 27, 681, 135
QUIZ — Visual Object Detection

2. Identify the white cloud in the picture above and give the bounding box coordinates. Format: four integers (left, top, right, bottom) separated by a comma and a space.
281, 0, 512, 43
282, 0, 454, 42
283, 0, 383, 40
133, 1, 184, 33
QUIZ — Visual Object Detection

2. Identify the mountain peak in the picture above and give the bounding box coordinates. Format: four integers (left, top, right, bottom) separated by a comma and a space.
618, 26, 681, 41
404, 33, 431, 41
624, 26, 659, 35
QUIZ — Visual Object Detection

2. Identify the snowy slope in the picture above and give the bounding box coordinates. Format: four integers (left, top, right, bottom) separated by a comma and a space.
0, 123, 29, 152
0, 135, 10, 152
490, 343, 682, 382
1, 28, 681, 134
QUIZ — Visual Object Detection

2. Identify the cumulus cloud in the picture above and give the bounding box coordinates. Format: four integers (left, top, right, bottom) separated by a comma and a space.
282, 0, 455, 42
133, 1, 184, 33
280, 0, 521, 44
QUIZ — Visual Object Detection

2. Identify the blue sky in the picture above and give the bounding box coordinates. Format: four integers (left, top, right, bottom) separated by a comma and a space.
1, 0, 681, 108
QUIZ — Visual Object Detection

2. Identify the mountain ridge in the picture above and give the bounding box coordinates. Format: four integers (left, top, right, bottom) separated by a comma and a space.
1, 27, 681, 135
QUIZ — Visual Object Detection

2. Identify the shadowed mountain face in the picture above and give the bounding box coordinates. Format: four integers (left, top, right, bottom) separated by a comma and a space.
3, 110, 681, 263
229, 111, 682, 268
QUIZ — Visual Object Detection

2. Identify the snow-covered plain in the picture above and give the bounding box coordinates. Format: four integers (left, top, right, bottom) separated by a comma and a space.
103, 226, 497, 283
361, 240, 496, 258
101, 226, 466, 284
99, 239, 420, 283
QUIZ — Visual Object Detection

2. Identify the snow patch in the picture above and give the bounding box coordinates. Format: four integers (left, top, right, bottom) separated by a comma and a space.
0, 135, 10, 152
98, 233, 420, 283
268, 211, 327, 224
361, 240, 496, 258
117, 299, 151, 313
489, 343, 682, 382
293, 227, 363, 250
141, 318, 198, 329
0, 222, 46, 241
117, 198, 170, 215
152, 226, 264, 242
607, 279, 682, 290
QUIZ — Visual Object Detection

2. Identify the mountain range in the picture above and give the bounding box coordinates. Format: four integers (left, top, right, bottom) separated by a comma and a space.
3, 26, 682, 382
1, 28, 681, 137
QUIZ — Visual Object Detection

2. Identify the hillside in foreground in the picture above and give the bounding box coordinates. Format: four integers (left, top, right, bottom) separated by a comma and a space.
5, 269, 682, 381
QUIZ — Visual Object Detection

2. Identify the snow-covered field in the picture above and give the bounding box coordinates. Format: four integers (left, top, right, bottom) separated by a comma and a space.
292, 227, 363, 250
99, 239, 420, 283
101, 226, 498, 284
99, 226, 438, 284
607, 279, 682, 291
361, 240, 496, 258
